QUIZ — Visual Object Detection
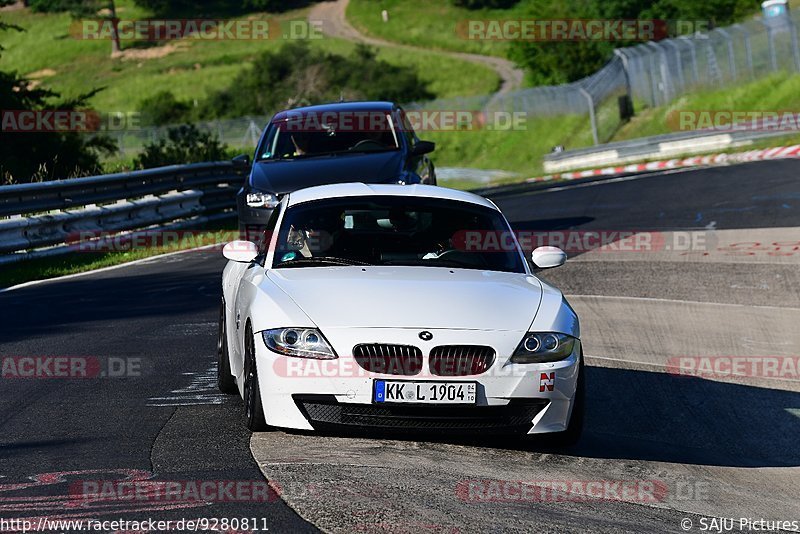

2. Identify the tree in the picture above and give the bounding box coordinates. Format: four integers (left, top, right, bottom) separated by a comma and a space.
138, 90, 192, 126
134, 125, 229, 169
0, 13, 117, 183
508, 0, 758, 85
201, 41, 434, 120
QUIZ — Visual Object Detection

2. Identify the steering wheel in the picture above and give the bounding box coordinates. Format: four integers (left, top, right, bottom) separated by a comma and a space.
351, 139, 387, 151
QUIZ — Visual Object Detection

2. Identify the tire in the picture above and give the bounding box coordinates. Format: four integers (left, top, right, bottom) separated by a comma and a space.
243, 323, 268, 431
217, 298, 238, 395
541, 351, 585, 448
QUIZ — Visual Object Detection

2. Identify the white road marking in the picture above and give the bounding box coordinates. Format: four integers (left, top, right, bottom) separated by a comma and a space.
147, 365, 225, 407
568, 293, 800, 312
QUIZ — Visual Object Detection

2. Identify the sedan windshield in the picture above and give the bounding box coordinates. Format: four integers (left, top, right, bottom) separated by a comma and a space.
271, 196, 526, 273
258, 112, 400, 160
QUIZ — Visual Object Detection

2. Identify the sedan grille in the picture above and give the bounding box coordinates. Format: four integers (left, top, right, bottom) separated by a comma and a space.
353, 343, 423, 375
429, 345, 496, 376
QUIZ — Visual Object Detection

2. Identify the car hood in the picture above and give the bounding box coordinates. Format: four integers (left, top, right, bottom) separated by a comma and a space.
250, 151, 404, 194
266, 267, 542, 331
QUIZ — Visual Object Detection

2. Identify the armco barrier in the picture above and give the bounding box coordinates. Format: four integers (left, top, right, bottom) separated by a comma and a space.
0, 162, 247, 264
542, 128, 797, 173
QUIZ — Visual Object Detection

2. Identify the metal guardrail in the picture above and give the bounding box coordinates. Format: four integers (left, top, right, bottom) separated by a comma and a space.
0, 162, 247, 264
542, 127, 797, 173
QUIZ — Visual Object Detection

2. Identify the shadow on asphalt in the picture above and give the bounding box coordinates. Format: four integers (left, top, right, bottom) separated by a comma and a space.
285, 367, 800, 469
573, 367, 800, 468
0, 267, 222, 344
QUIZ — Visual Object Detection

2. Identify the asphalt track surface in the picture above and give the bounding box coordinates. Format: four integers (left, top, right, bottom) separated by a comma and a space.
0, 159, 798, 533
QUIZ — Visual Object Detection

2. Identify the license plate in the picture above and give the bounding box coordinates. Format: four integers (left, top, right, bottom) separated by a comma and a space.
373, 380, 476, 405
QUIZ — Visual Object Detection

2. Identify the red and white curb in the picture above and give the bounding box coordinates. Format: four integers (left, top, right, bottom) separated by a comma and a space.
528, 144, 800, 183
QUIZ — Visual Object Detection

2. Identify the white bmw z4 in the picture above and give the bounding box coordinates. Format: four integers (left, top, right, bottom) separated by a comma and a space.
218, 183, 584, 445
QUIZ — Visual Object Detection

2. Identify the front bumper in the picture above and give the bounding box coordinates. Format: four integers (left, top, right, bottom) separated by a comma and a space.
294, 395, 550, 434
254, 327, 581, 435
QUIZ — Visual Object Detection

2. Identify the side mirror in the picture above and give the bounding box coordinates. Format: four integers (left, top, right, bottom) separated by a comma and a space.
232, 154, 251, 167
531, 246, 567, 269
223, 240, 258, 263
411, 140, 435, 156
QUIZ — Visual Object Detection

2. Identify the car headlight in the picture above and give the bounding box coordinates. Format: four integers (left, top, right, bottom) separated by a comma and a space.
262, 328, 337, 359
246, 190, 279, 209
509, 333, 577, 364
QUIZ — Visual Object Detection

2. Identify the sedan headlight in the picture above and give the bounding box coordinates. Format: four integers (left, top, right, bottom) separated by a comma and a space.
262, 328, 337, 359
246, 190, 280, 209
509, 333, 578, 364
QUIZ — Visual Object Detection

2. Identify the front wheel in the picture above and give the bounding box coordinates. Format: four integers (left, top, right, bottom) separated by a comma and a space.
217, 298, 238, 395
243, 324, 268, 431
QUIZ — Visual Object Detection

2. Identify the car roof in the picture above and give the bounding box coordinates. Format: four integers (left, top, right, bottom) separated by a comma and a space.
286, 183, 498, 211
271, 101, 395, 122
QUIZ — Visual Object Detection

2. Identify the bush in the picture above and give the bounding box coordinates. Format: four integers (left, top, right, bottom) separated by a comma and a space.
202, 42, 434, 119
138, 90, 193, 126
134, 125, 229, 169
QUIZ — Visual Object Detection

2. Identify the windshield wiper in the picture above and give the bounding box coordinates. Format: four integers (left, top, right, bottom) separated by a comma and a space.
274, 256, 373, 268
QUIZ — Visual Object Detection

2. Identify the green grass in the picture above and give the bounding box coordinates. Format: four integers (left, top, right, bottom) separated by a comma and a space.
614, 72, 800, 142
429, 71, 800, 178
347, 0, 526, 58
0, 220, 237, 288
430, 113, 594, 179
0, 1, 498, 114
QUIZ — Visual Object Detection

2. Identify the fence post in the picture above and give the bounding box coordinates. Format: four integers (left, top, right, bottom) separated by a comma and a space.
679, 36, 700, 85
764, 20, 778, 71
733, 24, 754, 78
662, 39, 685, 92
646, 42, 670, 104
704, 38, 723, 85
716, 28, 737, 81
613, 49, 633, 105
578, 88, 599, 146
646, 46, 660, 107
788, 14, 800, 71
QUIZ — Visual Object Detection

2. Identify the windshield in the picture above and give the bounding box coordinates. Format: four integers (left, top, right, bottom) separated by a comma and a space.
258, 111, 400, 160
271, 196, 526, 273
